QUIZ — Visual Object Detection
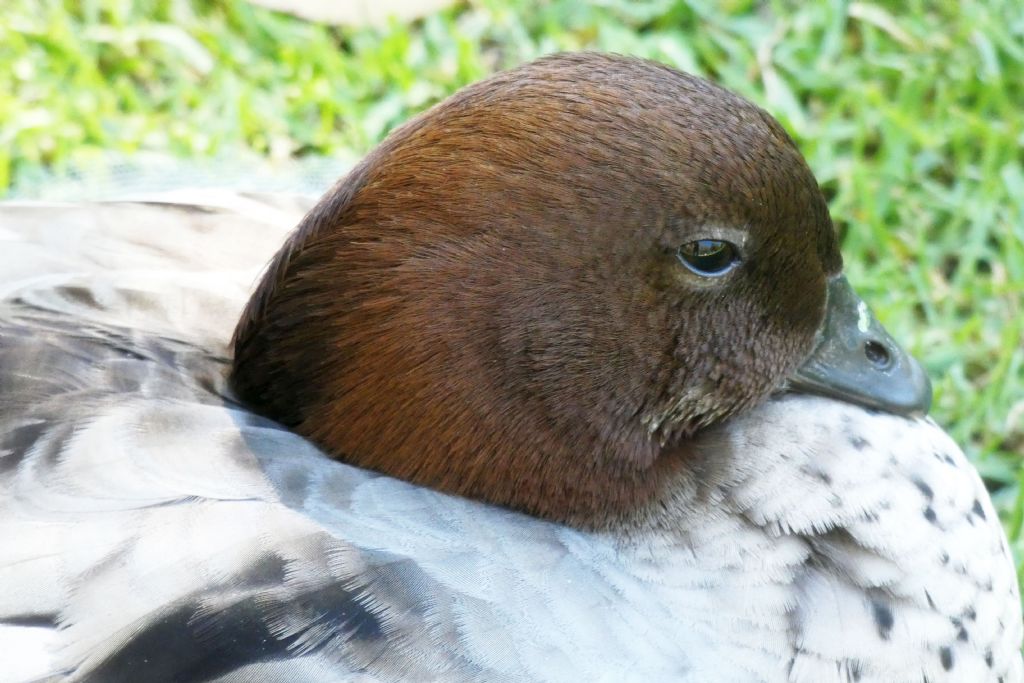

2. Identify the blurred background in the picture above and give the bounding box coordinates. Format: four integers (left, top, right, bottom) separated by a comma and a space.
3, 0, 1022, 582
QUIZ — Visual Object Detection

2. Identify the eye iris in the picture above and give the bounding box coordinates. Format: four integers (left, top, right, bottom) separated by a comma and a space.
677, 239, 738, 275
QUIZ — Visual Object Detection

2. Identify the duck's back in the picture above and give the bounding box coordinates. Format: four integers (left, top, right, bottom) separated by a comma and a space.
0, 196, 1020, 683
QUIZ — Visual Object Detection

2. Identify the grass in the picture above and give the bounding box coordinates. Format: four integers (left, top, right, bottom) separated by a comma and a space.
3, 0, 1023, 575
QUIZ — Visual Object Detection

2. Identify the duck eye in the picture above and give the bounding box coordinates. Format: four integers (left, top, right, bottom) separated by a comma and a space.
676, 239, 739, 276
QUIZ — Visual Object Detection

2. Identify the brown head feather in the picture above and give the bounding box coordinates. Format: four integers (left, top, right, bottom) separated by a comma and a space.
231, 52, 840, 528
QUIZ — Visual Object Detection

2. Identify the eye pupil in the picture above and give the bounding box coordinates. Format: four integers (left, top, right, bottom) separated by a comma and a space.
677, 239, 738, 276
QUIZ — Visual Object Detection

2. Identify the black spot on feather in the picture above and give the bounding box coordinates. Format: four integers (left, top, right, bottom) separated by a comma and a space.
939, 646, 954, 671
0, 613, 59, 628
871, 600, 894, 640
912, 478, 934, 500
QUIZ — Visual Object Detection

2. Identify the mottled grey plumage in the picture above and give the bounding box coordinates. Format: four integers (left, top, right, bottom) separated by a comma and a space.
0, 196, 1020, 682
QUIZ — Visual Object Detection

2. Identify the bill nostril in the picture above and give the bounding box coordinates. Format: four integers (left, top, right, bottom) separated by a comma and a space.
864, 339, 892, 370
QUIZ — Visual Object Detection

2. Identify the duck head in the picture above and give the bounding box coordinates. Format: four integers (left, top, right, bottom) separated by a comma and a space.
231, 53, 930, 526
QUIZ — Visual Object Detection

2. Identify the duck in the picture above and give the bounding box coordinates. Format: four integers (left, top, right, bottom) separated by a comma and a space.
0, 52, 1020, 683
